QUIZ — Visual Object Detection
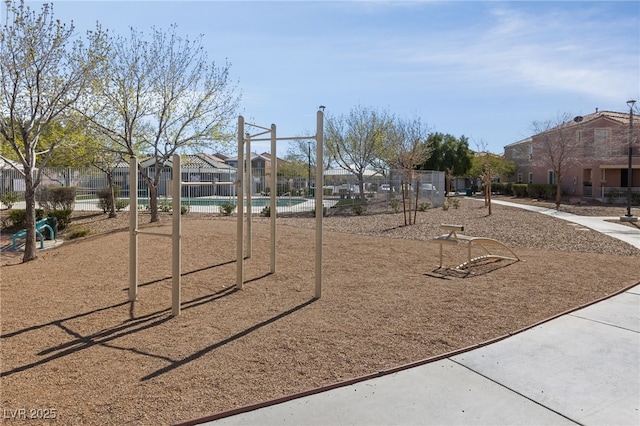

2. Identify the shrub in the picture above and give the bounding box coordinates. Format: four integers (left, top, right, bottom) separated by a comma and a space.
66, 227, 91, 240
1, 191, 19, 209
180, 205, 190, 215
512, 184, 528, 198
389, 199, 400, 213
97, 186, 122, 213
261, 206, 271, 217
220, 202, 236, 216
494, 182, 513, 196
115, 199, 129, 211
418, 202, 431, 211
607, 189, 622, 204
442, 203, 450, 211
3, 209, 45, 231
449, 198, 460, 209
46, 209, 73, 230
527, 184, 556, 200
352, 204, 364, 215
159, 197, 172, 212
37, 186, 76, 211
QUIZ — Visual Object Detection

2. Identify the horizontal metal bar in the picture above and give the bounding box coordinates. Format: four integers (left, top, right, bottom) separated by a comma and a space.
180, 181, 237, 187
244, 122, 272, 131
135, 229, 173, 238
246, 129, 271, 138
250, 135, 315, 142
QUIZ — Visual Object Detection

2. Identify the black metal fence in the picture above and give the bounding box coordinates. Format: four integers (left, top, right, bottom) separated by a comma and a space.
0, 165, 446, 215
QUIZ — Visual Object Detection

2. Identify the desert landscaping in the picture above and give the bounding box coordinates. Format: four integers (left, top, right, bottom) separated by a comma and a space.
1, 196, 639, 425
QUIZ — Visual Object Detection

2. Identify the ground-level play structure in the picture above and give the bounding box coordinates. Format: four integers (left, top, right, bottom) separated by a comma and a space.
128, 109, 325, 316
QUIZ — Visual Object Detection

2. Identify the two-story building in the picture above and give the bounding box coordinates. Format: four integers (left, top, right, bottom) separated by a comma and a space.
504, 109, 638, 201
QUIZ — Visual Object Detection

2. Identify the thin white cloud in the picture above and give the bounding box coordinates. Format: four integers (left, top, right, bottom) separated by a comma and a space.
356, 3, 638, 101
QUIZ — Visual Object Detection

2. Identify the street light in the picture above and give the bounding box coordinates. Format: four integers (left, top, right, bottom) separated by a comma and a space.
623, 99, 636, 220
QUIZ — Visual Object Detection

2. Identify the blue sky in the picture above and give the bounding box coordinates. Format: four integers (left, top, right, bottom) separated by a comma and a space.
20, 0, 640, 155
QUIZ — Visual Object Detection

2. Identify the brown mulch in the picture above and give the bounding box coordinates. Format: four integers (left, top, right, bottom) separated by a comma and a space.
1, 197, 639, 425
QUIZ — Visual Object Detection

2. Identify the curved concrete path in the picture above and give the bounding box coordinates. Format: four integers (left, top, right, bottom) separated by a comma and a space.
180, 201, 640, 426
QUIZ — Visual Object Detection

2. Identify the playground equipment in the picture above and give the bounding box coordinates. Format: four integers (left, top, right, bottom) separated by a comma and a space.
129, 109, 325, 316
431, 224, 520, 269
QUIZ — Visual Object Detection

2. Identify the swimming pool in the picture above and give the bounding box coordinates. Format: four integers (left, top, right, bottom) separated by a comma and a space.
144, 197, 308, 208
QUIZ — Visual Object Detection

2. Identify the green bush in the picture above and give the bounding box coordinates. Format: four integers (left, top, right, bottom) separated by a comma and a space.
220, 202, 236, 216
261, 206, 271, 217
115, 199, 129, 211
527, 184, 556, 200
1, 191, 19, 209
3, 209, 45, 231
352, 204, 364, 215
180, 205, 190, 215
389, 199, 400, 213
46, 209, 73, 230
37, 186, 76, 211
159, 197, 172, 212
512, 184, 528, 198
97, 186, 122, 213
66, 226, 91, 240
418, 202, 431, 211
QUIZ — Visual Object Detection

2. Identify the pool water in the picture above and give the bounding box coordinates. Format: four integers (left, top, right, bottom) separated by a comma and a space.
139, 197, 307, 207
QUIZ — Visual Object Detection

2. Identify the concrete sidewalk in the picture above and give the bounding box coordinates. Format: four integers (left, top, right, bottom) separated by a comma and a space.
180, 201, 640, 426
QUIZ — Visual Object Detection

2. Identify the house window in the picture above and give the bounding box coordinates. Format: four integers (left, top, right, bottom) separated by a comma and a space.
528, 172, 533, 184
548, 170, 557, 185
517, 173, 523, 183
600, 169, 606, 182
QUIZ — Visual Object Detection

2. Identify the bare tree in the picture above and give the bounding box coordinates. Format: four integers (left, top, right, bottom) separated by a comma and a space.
0, 0, 106, 261
386, 116, 432, 224
325, 105, 393, 203
531, 112, 581, 209
88, 25, 241, 222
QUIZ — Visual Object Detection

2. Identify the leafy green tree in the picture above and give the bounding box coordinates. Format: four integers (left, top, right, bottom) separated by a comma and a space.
419, 133, 473, 194
470, 141, 516, 215
40, 118, 102, 168
88, 25, 241, 222
325, 105, 393, 201
0, 0, 106, 262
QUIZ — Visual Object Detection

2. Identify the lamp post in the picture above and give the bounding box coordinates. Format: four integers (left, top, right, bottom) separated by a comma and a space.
623, 99, 636, 220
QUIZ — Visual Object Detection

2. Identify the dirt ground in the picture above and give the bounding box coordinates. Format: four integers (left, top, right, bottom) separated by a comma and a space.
1, 197, 639, 425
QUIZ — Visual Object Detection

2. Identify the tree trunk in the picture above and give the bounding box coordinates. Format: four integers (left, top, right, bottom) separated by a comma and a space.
487, 180, 492, 216
357, 176, 366, 204
148, 184, 159, 222
22, 170, 38, 262
107, 173, 116, 218
555, 176, 562, 210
